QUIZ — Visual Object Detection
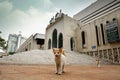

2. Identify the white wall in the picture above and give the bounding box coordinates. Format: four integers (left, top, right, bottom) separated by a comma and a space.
45, 15, 79, 51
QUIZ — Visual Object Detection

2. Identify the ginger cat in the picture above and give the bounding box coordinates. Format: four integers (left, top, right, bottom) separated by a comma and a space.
52, 48, 66, 75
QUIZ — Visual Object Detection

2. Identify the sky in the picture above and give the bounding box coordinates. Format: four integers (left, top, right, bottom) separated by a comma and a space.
0, 0, 96, 40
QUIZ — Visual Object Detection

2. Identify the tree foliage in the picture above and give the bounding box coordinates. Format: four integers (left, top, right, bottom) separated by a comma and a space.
0, 32, 7, 50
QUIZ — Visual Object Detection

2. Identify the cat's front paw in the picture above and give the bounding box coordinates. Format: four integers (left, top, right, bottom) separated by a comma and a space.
57, 71, 62, 75
62, 71, 65, 73
57, 73, 62, 75
55, 72, 58, 74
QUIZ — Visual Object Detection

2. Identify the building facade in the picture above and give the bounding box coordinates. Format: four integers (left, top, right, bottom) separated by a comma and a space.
74, 0, 120, 64
45, 0, 120, 64
17, 33, 45, 52
7, 34, 26, 53
44, 10, 79, 51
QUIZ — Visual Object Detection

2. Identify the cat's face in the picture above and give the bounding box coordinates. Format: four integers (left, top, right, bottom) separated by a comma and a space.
52, 48, 61, 57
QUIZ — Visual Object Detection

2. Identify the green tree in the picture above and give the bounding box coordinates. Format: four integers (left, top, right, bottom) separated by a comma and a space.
0, 31, 7, 50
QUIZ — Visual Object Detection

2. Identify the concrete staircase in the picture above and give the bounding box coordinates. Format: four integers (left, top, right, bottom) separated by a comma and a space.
0, 49, 111, 65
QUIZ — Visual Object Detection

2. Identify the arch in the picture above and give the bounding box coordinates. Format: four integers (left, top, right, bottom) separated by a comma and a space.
58, 33, 63, 48
48, 39, 51, 49
70, 37, 75, 51
52, 29, 57, 48
81, 31, 86, 48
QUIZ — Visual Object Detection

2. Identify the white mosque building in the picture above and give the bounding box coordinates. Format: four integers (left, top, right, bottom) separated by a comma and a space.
45, 0, 120, 64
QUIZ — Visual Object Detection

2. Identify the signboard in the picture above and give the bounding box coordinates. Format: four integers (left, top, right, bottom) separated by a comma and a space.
106, 20, 120, 43
92, 46, 96, 49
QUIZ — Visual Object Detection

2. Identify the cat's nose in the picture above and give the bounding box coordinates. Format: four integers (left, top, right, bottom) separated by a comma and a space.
55, 55, 58, 57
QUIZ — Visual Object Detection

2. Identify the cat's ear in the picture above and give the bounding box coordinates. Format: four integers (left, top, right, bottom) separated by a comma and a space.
59, 48, 62, 53
62, 50, 65, 56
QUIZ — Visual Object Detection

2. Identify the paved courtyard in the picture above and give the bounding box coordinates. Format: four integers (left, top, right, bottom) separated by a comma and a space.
0, 64, 120, 80
0, 50, 118, 80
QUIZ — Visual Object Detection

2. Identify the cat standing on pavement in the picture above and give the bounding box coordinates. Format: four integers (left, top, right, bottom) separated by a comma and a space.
52, 48, 66, 75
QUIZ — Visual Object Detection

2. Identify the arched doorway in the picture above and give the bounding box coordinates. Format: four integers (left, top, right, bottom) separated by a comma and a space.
58, 33, 63, 48
52, 29, 57, 48
70, 37, 75, 51
48, 39, 51, 49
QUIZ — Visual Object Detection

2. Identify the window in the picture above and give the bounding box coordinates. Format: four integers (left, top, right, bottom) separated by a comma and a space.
106, 18, 119, 43
95, 26, 99, 46
70, 37, 75, 51
113, 18, 116, 21
100, 23, 105, 45
48, 39, 51, 49
81, 31, 86, 48
106, 21, 109, 24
